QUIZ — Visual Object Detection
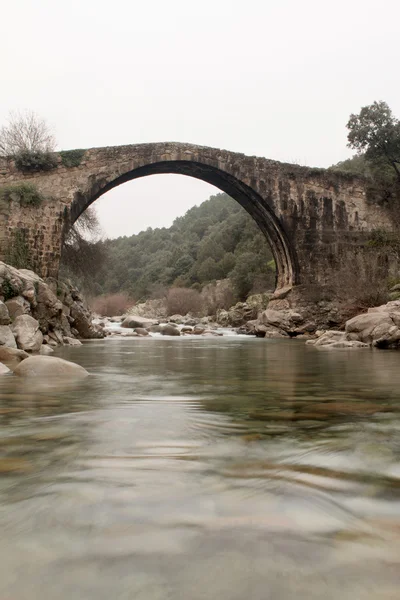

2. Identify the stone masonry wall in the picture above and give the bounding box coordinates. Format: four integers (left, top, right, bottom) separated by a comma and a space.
0, 142, 395, 303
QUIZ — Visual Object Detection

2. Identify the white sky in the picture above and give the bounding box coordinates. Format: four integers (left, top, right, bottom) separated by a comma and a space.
2, 0, 400, 238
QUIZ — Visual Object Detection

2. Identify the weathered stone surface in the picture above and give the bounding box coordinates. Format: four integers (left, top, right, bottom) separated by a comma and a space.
5, 296, 30, 319
40, 344, 54, 355
0, 346, 28, 364
345, 311, 400, 347
70, 302, 104, 339
0, 362, 10, 374
147, 324, 163, 333
11, 315, 43, 353
13, 356, 89, 378
134, 327, 149, 336
160, 324, 181, 336
0, 325, 17, 348
0, 301, 10, 325
0, 143, 396, 319
63, 337, 83, 346
122, 315, 158, 329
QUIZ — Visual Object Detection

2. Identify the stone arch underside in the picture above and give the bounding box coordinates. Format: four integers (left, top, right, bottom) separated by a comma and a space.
67, 160, 299, 291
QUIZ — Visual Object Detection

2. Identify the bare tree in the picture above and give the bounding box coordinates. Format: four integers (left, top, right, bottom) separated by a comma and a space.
0, 111, 56, 157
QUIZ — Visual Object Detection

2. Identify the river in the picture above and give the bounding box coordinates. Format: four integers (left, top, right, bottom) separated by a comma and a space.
1, 335, 400, 599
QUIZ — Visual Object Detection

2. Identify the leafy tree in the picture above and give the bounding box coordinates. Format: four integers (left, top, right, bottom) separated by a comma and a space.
347, 101, 400, 181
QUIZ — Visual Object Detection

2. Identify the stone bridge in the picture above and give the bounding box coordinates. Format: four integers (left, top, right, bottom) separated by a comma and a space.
0, 142, 395, 310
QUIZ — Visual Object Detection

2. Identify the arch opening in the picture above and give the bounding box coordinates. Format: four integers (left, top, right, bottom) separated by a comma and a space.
67, 160, 298, 291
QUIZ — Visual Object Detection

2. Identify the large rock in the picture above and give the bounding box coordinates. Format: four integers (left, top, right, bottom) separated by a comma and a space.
122, 315, 158, 329
306, 330, 368, 349
11, 315, 43, 353
63, 337, 83, 346
160, 324, 181, 336
0, 301, 10, 325
345, 311, 400, 347
0, 362, 10, 375
70, 301, 105, 339
0, 325, 17, 348
134, 327, 150, 336
0, 346, 28, 365
5, 296, 30, 319
32, 281, 63, 331
13, 356, 89, 379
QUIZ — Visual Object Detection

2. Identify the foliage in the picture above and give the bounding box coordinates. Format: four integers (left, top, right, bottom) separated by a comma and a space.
0, 110, 56, 157
166, 288, 203, 316
5, 229, 31, 270
91, 293, 133, 316
60, 149, 85, 168
347, 101, 400, 182
14, 150, 58, 173
86, 193, 276, 302
60, 206, 107, 297
0, 183, 44, 207
329, 154, 370, 177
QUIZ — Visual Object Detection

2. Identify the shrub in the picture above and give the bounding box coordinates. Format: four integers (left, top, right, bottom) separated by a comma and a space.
0, 183, 44, 207
60, 149, 85, 168
14, 150, 58, 172
91, 293, 133, 316
166, 287, 203, 316
201, 280, 236, 315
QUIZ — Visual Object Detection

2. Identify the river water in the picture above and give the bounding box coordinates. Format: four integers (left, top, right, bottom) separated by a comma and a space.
1, 335, 400, 599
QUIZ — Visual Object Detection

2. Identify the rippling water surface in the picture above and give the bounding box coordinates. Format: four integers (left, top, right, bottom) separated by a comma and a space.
1, 336, 400, 599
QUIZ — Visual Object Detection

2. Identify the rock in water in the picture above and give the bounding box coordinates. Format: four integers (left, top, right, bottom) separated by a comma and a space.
160, 324, 181, 336
0, 346, 29, 365
122, 315, 158, 329
0, 362, 10, 374
0, 325, 17, 348
13, 356, 89, 378
11, 315, 43, 353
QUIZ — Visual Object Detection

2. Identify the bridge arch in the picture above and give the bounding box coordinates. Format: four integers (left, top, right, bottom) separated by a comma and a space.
66, 153, 299, 291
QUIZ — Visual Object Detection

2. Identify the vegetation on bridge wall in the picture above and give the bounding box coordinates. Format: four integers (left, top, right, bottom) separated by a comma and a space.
0, 183, 44, 207
60, 149, 86, 168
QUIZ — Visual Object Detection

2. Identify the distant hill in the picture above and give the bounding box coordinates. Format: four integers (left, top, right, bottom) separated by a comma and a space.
74, 193, 276, 302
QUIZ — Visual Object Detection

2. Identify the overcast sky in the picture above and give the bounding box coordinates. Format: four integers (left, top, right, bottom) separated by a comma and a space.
2, 0, 400, 238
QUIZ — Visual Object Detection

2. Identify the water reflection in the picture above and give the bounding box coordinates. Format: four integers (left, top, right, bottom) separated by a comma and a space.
1, 337, 400, 599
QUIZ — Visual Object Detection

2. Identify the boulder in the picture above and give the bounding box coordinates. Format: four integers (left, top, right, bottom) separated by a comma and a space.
11, 315, 43, 353
193, 325, 206, 335
160, 324, 181, 336
181, 326, 193, 333
307, 330, 346, 346
0, 325, 17, 348
5, 296, 30, 319
63, 337, 83, 346
70, 302, 105, 339
13, 356, 89, 379
307, 330, 369, 349
147, 324, 163, 333
32, 281, 63, 330
40, 345, 54, 355
168, 314, 184, 324
0, 362, 10, 375
0, 346, 28, 365
0, 301, 10, 325
345, 311, 400, 347
255, 308, 307, 337
134, 327, 150, 336
121, 315, 158, 329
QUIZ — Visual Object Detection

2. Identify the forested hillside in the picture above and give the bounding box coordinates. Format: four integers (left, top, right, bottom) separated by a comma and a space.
73, 193, 275, 303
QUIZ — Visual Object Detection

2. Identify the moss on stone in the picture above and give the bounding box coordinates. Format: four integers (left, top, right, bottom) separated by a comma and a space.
60, 149, 85, 168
